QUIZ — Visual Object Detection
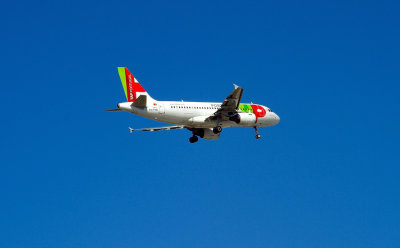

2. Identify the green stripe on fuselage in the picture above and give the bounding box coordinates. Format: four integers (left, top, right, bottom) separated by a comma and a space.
239, 104, 254, 113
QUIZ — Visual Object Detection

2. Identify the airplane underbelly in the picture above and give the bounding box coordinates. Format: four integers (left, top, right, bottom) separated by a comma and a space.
187, 116, 216, 128
155, 112, 193, 124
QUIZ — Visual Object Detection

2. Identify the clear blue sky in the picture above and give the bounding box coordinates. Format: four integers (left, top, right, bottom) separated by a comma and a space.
1, 0, 399, 247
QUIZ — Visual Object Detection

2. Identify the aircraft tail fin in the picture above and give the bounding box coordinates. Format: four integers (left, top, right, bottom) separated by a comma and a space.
117, 67, 154, 102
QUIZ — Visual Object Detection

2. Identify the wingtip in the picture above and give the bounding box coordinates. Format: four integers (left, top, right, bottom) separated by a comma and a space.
233, 83, 240, 89
129, 127, 134, 133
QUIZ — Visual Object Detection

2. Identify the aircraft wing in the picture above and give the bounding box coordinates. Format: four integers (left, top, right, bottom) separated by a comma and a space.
220, 84, 243, 111
129, 125, 185, 133
207, 84, 243, 121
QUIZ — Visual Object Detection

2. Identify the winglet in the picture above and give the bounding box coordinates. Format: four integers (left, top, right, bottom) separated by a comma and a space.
233, 83, 240, 89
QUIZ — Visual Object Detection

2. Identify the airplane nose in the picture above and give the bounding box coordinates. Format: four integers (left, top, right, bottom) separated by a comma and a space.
273, 113, 280, 125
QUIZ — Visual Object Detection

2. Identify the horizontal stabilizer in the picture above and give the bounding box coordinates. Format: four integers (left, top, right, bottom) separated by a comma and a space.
105, 108, 122, 112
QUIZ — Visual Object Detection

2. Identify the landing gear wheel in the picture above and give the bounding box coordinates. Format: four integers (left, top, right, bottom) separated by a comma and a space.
213, 126, 222, 134
254, 126, 261, 139
189, 136, 199, 143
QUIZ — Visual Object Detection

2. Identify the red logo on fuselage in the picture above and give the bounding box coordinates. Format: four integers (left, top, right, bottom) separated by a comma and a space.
251, 105, 266, 122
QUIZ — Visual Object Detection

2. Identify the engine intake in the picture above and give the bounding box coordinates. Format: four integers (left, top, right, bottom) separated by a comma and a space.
230, 113, 256, 126
229, 113, 241, 124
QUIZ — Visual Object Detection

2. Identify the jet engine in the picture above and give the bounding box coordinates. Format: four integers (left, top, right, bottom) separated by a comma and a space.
193, 128, 220, 140
229, 113, 256, 125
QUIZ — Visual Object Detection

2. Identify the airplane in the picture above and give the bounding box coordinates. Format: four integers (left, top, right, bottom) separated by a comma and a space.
107, 67, 280, 143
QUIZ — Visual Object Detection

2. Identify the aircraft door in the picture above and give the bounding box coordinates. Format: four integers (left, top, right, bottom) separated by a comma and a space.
159, 103, 165, 114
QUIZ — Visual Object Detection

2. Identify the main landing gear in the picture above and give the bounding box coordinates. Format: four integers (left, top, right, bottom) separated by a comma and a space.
254, 126, 261, 139
213, 126, 222, 134
189, 135, 199, 143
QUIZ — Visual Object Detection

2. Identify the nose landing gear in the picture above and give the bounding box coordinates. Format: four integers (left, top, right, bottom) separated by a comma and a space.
254, 126, 261, 139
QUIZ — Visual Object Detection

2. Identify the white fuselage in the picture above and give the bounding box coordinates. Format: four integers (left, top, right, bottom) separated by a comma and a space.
118, 101, 280, 128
